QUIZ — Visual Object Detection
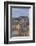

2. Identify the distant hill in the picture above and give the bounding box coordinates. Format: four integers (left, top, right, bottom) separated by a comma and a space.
12, 16, 29, 20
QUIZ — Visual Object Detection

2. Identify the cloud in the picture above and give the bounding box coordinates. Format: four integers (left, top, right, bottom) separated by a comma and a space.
12, 8, 29, 17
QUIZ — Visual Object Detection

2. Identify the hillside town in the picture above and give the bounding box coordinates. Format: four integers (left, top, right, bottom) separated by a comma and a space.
12, 16, 29, 37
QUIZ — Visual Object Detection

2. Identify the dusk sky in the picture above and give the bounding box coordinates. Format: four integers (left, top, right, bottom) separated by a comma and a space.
12, 8, 29, 18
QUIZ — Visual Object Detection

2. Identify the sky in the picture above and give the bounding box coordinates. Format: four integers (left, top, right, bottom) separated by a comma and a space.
12, 8, 29, 18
